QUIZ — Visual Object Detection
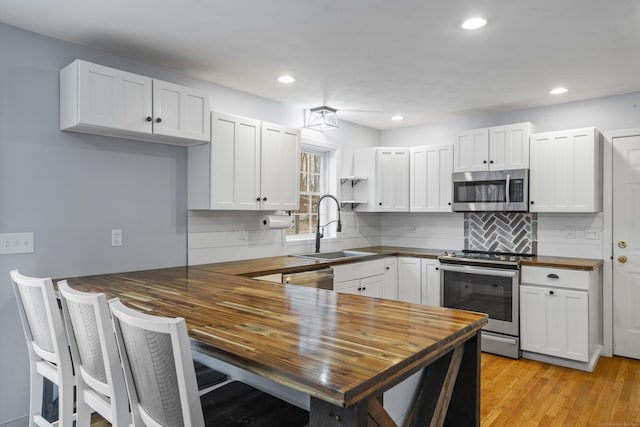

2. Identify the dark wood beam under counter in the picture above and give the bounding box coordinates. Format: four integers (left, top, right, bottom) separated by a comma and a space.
65, 266, 487, 426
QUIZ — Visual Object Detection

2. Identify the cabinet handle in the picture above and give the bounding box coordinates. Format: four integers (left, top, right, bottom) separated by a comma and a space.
256, 197, 261, 202
547, 273, 559, 279
435, 267, 439, 271
385, 267, 390, 270
155, 117, 162, 123
490, 160, 494, 164
483, 160, 488, 164
448, 202, 452, 206
378, 202, 382, 206
145, 116, 152, 122
549, 290, 555, 295
357, 287, 362, 291
530, 201, 535, 205
262, 197, 267, 202
362, 287, 366, 291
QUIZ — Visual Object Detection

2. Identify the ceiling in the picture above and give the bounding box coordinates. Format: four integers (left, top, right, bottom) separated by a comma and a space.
1, 0, 639, 130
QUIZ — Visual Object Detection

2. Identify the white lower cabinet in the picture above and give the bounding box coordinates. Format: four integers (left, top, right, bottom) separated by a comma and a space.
333, 259, 386, 299
520, 266, 602, 368
421, 259, 441, 306
383, 257, 398, 300
397, 257, 421, 304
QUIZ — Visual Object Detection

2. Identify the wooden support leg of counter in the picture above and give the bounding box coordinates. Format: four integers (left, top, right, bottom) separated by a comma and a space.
405, 331, 480, 427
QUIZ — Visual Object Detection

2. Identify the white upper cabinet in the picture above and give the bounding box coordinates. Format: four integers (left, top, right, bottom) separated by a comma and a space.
454, 122, 534, 172
410, 144, 453, 212
529, 127, 602, 213
151, 79, 210, 142
353, 148, 409, 212
260, 122, 300, 211
60, 60, 210, 146
188, 112, 299, 211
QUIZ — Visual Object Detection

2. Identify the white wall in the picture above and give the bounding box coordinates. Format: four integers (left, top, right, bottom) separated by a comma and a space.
379, 92, 640, 258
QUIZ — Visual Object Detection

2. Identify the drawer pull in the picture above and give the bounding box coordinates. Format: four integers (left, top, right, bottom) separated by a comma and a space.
547, 273, 559, 279
549, 290, 555, 295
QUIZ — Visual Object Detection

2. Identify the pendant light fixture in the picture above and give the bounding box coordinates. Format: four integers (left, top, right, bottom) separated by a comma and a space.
306, 106, 339, 130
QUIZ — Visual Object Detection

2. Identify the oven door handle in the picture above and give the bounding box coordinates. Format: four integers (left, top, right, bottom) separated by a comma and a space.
439, 264, 518, 277
506, 174, 511, 204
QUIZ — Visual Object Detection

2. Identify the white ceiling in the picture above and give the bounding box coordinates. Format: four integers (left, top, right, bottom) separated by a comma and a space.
2, 0, 639, 130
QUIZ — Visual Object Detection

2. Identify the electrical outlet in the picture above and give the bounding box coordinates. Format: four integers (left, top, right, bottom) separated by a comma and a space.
111, 229, 123, 247
565, 225, 576, 239
0, 232, 34, 255
585, 229, 600, 240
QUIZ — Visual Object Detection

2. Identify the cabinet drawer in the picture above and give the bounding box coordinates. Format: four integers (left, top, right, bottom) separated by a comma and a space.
521, 266, 590, 291
334, 279, 360, 292
333, 259, 385, 283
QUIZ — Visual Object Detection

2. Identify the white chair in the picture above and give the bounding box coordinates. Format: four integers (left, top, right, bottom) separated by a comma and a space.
57, 281, 130, 426
109, 299, 309, 427
10, 270, 74, 427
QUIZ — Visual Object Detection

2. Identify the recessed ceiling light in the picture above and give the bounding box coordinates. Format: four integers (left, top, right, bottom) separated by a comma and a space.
461, 17, 487, 30
277, 75, 296, 84
550, 87, 568, 95
391, 115, 404, 121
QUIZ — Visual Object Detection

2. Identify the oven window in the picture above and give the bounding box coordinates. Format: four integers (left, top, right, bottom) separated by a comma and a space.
442, 271, 513, 322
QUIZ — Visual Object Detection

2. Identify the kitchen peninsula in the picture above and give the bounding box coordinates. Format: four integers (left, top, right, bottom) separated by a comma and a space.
66, 262, 487, 426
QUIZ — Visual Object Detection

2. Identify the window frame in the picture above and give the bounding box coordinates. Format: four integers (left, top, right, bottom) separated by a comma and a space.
283, 138, 340, 245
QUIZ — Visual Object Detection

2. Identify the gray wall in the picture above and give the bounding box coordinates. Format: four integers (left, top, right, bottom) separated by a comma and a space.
0, 23, 316, 425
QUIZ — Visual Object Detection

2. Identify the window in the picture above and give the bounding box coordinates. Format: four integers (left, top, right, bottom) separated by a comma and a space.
286, 149, 326, 239
285, 140, 339, 243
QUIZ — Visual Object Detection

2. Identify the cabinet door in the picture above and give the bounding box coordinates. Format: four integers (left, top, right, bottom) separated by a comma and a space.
335, 279, 361, 295
454, 128, 489, 172
410, 144, 453, 212
152, 80, 210, 142
383, 257, 398, 300
489, 123, 532, 170
376, 148, 409, 211
361, 275, 384, 298
77, 60, 152, 133
260, 122, 300, 210
397, 257, 421, 304
530, 127, 600, 212
421, 259, 441, 306
210, 113, 261, 210
521, 285, 589, 362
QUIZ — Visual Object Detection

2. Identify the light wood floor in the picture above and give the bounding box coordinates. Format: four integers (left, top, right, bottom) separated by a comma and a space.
91, 354, 640, 426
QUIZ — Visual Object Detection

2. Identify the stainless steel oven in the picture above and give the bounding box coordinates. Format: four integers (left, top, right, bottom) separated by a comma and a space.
439, 251, 524, 358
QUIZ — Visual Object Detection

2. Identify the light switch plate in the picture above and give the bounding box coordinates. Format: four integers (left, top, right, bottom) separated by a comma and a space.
111, 229, 123, 247
0, 232, 34, 255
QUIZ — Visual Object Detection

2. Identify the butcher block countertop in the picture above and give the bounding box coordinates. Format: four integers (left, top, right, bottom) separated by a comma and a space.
209, 246, 602, 276
520, 256, 603, 271
65, 266, 487, 425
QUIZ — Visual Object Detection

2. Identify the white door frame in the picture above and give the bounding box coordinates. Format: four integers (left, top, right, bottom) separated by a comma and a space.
602, 127, 640, 357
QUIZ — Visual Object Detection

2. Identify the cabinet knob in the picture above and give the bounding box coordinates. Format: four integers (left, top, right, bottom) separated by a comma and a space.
549, 290, 555, 295
385, 267, 390, 270
530, 201, 535, 205
156, 117, 162, 123
262, 197, 267, 202
618, 255, 628, 264
256, 197, 261, 202
145, 116, 152, 122
357, 287, 362, 291
547, 273, 559, 279
483, 160, 487, 164
435, 267, 439, 271
378, 202, 382, 206
448, 202, 452, 206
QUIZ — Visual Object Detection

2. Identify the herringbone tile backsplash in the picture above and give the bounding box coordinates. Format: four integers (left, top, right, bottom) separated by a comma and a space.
464, 212, 537, 254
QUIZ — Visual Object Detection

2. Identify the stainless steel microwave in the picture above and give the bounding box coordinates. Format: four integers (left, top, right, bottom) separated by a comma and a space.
451, 169, 529, 212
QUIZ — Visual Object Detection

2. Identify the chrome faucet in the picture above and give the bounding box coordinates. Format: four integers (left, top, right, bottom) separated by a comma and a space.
315, 194, 342, 253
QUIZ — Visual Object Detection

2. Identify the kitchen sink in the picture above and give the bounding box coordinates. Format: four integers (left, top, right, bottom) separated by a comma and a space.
292, 250, 376, 261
